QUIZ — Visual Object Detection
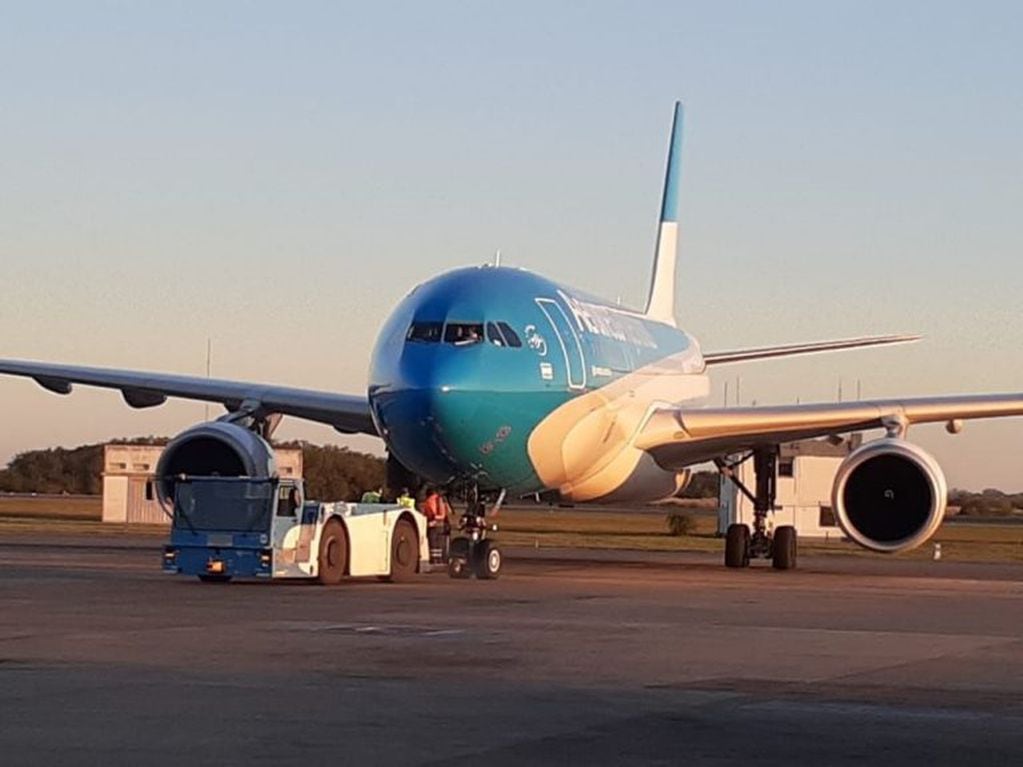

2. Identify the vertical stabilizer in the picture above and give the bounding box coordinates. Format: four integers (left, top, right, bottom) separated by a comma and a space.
644, 101, 684, 326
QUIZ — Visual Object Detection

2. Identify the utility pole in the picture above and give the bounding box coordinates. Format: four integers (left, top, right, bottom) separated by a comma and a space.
204, 337, 211, 422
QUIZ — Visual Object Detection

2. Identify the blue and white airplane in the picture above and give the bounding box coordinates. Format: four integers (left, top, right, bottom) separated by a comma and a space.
3, 103, 1022, 575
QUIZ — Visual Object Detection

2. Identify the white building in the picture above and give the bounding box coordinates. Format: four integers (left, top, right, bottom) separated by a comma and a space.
717, 436, 860, 539
102, 443, 303, 524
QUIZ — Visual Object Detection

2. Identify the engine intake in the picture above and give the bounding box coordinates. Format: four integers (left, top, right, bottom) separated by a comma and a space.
155, 421, 277, 505
832, 438, 946, 553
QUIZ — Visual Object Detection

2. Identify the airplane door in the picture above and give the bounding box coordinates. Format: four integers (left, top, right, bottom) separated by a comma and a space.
536, 298, 586, 390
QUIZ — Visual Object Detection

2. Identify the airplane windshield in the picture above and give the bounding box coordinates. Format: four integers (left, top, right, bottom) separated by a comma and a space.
486, 322, 523, 348
497, 322, 522, 347
410, 320, 520, 348
407, 321, 443, 343
486, 322, 506, 346
444, 323, 484, 346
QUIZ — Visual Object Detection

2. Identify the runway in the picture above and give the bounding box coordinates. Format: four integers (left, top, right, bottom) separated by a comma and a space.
2, 536, 1022, 765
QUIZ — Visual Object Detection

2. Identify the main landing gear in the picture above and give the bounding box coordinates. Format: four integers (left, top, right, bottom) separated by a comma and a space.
717, 447, 798, 571
447, 486, 503, 580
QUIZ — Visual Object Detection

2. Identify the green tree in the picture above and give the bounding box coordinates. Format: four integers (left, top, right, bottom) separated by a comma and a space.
680, 470, 719, 500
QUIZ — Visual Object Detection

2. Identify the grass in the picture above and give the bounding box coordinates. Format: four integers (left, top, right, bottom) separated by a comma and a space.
496, 508, 1023, 563
0, 494, 101, 520
3, 496, 1023, 563
0, 516, 166, 538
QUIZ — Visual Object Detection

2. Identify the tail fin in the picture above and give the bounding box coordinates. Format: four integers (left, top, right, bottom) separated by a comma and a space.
644, 101, 684, 326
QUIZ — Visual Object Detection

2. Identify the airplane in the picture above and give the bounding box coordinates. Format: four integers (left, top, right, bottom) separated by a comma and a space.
3, 102, 1022, 578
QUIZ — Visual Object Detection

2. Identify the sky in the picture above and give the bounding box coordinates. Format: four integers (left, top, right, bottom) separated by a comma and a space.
0, 1, 1021, 489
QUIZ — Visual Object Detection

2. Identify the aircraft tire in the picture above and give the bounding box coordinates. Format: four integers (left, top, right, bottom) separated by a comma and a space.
386, 519, 419, 582
473, 540, 501, 580
772, 525, 797, 570
317, 519, 348, 585
725, 524, 750, 568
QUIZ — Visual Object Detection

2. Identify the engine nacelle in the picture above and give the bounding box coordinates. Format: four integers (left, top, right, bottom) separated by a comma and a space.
155, 421, 277, 505
832, 438, 947, 553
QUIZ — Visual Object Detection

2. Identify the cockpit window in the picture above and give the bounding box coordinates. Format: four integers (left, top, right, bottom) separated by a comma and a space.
486, 322, 506, 346
444, 323, 484, 346
497, 322, 522, 348
407, 321, 443, 343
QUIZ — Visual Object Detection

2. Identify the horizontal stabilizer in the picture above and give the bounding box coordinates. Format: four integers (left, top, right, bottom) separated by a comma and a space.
703, 334, 920, 366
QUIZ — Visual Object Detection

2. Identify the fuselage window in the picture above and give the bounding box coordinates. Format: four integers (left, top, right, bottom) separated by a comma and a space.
407, 322, 443, 343
444, 323, 484, 346
486, 322, 506, 347
497, 322, 522, 347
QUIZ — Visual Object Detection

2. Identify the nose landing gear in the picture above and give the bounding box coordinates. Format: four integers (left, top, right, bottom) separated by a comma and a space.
446, 487, 504, 580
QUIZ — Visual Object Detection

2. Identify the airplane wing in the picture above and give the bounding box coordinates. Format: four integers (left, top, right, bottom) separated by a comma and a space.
0, 359, 378, 435
635, 394, 1023, 469
703, 334, 920, 365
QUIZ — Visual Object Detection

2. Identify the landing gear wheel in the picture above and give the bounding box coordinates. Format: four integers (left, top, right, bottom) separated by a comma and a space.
317, 519, 348, 585
386, 519, 419, 582
772, 525, 797, 570
198, 574, 232, 583
448, 537, 472, 579
725, 524, 750, 568
473, 539, 502, 580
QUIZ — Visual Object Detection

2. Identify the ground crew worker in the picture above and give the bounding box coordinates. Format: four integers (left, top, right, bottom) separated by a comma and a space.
396, 488, 415, 509
421, 486, 451, 563
360, 487, 382, 503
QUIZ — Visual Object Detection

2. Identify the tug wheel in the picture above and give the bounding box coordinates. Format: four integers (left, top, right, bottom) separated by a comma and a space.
386, 519, 419, 582
317, 519, 348, 585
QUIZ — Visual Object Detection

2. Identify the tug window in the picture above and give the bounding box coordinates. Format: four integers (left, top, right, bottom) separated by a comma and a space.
497, 322, 522, 347
444, 323, 484, 345
407, 322, 443, 343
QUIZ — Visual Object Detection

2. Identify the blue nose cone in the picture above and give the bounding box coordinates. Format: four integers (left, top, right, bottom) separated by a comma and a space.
371, 342, 480, 483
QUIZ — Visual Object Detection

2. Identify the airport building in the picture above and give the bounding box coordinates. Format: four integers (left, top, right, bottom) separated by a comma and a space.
102, 443, 303, 524
717, 436, 860, 539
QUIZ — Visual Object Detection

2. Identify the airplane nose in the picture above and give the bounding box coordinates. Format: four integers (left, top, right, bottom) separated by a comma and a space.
372, 346, 481, 481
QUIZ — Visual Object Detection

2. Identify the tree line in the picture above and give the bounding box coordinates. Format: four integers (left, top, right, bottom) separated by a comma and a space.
948, 488, 1023, 517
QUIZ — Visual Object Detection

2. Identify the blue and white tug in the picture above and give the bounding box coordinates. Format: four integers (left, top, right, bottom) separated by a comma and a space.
162, 474, 430, 584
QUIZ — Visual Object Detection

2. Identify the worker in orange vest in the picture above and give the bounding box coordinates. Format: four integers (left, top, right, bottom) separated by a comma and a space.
420, 486, 451, 563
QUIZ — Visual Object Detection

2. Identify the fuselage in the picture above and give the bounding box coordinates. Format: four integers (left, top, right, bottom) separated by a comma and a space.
368, 265, 709, 502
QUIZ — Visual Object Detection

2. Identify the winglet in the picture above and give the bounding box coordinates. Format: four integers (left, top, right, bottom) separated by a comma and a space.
644, 101, 684, 327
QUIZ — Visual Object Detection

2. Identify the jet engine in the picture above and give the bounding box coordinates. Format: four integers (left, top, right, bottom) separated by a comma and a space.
155, 421, 277, 505
832, 438, 947, 553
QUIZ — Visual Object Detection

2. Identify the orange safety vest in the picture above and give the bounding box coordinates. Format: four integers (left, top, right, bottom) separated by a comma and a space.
421, 493, 447, 522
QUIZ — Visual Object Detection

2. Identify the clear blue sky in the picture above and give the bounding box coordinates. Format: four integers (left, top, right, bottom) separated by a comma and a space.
1, 2, 1021, 488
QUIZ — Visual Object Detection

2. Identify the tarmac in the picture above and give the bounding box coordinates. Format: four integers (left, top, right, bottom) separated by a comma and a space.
1, 535, 1022, 765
